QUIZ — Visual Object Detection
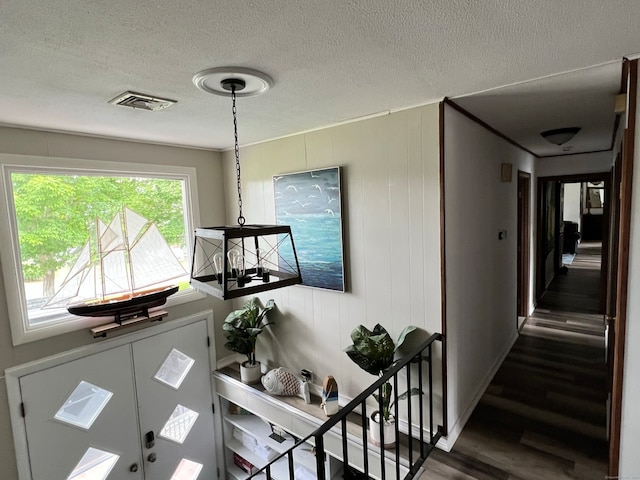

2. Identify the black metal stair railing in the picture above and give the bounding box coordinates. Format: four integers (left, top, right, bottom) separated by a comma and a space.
243, 332, 444, 480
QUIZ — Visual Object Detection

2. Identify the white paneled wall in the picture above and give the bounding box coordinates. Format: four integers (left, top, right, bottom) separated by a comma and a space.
443, 104, 536, 445
221, 104, 444, 430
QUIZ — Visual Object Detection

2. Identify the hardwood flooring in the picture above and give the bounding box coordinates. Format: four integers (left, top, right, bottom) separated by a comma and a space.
421, 242, 608, 479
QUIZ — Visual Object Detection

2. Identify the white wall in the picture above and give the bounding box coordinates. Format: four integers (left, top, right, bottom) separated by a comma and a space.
537, 151, 613, 177
221, 104, 445, 439
0, 127, 231, 480
443, 104, 536, 444
619, 79, 640, 476
563, 182, 581, 224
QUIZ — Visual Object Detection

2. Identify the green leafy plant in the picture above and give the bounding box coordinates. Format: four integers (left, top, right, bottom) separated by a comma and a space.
223, 297, 276, 366
345, 323, 420, 422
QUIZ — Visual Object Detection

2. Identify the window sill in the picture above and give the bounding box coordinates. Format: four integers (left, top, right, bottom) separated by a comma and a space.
13, 287, 207, 346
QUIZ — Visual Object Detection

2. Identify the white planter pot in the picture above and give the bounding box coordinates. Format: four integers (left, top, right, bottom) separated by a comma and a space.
240, 361, 262, 385
369, 412, 396, 449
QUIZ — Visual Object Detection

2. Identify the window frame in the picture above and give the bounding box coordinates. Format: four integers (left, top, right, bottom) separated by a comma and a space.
0, 153, 203, 345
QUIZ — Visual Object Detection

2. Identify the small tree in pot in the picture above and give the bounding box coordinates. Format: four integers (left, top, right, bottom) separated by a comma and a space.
223, 297, 275, 384
344, 323, 420, 448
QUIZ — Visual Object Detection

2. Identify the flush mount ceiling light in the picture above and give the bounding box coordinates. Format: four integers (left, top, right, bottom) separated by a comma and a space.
540, 127, 581, 146
189, 67, 302, 300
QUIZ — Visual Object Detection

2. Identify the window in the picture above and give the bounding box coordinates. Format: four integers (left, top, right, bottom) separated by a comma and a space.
0, 154, 201, 345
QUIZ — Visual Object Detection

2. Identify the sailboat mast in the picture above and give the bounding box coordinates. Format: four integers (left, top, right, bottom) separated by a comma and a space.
121, 206, 136, 295
97, 216, 106, 301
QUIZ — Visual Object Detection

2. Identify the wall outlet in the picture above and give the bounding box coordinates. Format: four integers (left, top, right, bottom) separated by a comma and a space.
498, 230, 507, 240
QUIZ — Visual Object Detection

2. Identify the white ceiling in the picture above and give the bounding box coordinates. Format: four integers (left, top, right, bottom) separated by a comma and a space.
452, 62, 622, 157
1, 1, 640, 152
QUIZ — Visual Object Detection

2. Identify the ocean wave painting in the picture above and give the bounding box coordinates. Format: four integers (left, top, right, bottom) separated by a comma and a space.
274, 167, 345, 291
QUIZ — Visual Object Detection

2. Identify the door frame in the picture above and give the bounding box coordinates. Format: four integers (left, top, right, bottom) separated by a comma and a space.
535, 172, 611, 313
5, 310, 217, 480
517, 171, 531, 322
609, 57, 637, 477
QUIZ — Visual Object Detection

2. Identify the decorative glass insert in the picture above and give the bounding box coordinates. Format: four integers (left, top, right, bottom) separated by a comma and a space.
154, 348, 195, 389
159, 404, 199, 444
171, 459, 204, 480
67, 447, 119, 480
54, 381, 113, 429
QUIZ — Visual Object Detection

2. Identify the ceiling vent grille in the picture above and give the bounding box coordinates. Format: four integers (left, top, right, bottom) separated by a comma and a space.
108, 91, 177, 111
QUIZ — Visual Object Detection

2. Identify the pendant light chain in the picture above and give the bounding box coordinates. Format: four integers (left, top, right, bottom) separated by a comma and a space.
231, 85, 245, 226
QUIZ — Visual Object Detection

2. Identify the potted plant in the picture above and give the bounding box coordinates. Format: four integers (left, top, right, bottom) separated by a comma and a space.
223, 297, 276, 384
344, 323, 420, 448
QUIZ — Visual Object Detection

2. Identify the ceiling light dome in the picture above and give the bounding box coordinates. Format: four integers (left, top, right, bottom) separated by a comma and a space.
540, 127, 581, 145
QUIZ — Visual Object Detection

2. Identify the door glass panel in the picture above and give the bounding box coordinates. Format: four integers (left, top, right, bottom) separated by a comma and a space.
154, 348, 195, 389
67, 447, 119, 480
171, 458, 204, 480
159, 404, 199, 444
54, 381, 113, 429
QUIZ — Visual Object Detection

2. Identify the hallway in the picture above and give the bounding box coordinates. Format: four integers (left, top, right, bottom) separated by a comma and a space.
422, 242, 608, 479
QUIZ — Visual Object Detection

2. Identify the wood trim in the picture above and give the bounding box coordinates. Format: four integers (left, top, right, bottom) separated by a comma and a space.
537, 171, 610, 183
443, 98, 538, 158
601, 173, 612, 313
535, 178, 545, 303
607, 153, 623, 317
439, 100, 448, 435
609, 58, 637, 478
537, 148, 613, 159
517, 171, 531, 318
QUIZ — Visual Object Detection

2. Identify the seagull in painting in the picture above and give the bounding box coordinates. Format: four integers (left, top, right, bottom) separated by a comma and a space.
326, 186, 339, 191
310, 171, 319, 178
286, 185, 298, 192
324, 209, 335, 216
275, 191, 283, 199
282, 210, 291, 217
274, 176, 284, 182
327, 196, 336, 204
312, 184, 323, 195
308, 194, 317, 199
294, 200, 310, 208
295, 218, 307, 223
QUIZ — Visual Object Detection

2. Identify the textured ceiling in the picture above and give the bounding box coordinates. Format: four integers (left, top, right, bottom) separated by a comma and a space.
453, 62, 622, 157
1, 1, 640, 151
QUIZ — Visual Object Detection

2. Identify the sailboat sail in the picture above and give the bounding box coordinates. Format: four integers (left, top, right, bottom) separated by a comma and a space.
44, 207, 186, 310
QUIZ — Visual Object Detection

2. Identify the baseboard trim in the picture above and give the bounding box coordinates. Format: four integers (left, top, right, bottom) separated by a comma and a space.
439, 329, 519, 451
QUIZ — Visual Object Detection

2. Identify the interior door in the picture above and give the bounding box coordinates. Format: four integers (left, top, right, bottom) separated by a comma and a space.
20, 344, 144, 480
517, 171, 531, 323
132, 320, 216, 480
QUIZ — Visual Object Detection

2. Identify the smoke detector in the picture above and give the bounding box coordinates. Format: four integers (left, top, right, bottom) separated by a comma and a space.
108, 91, 177, 111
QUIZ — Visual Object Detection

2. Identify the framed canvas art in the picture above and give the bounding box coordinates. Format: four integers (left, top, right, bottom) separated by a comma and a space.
274, 167, 345, 291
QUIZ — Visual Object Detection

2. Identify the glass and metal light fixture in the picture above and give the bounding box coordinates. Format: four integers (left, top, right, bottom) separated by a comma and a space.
189, 68, 302, 300
540, 127, 581, 145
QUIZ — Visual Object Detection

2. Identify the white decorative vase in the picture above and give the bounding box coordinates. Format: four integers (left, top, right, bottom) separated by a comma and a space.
240, 361, 262, 384
369, 412, 396, 449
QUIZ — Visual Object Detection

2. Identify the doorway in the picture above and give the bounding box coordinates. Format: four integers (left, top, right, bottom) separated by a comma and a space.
536, 172, 611, 313
517, 171, 531, 326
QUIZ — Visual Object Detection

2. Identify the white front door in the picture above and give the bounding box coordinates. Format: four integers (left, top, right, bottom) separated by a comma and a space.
13, 314, 217, 480
20, 344, 144, 480
132, 320, 216, 480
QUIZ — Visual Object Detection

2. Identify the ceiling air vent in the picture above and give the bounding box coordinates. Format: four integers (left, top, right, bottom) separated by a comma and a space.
108, 91, 177, 111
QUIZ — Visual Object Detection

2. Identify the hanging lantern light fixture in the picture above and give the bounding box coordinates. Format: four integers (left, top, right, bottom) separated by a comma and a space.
189, 67, 302, 300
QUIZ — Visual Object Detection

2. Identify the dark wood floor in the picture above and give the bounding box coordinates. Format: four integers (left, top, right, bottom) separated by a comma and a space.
422, 242, 608, 479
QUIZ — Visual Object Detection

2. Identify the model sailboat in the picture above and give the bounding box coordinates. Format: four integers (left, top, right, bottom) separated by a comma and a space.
45, 207, 186, 322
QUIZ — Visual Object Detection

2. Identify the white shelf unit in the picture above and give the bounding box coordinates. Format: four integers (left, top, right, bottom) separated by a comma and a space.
221, 398, 340, 480
214, 369, 410, 480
